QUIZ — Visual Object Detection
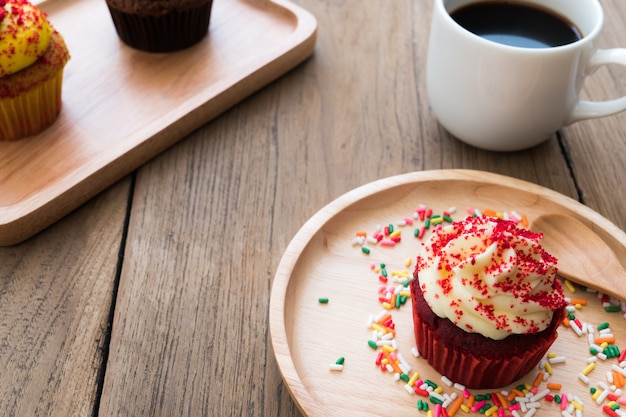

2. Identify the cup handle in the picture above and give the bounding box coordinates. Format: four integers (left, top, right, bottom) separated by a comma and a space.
567, 48, 626, 124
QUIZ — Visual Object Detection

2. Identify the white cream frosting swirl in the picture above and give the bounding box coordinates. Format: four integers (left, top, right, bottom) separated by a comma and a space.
416, 216, 565, 340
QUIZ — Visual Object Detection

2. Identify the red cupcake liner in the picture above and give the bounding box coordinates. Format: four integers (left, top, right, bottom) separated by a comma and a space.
412, 307, 561, 389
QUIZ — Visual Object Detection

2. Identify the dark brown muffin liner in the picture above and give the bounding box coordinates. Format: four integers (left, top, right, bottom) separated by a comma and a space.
106, 1, 213, 53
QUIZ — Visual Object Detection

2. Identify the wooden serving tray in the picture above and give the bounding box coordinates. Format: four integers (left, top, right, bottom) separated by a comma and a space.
270, 170, 626, 417
0, 0, 317, 246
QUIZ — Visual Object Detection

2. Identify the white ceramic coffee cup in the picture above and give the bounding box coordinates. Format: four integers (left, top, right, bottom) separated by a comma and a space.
427, 0, 626, 151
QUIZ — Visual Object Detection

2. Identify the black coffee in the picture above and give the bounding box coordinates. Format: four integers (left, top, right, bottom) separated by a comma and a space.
450, 2, 583, 48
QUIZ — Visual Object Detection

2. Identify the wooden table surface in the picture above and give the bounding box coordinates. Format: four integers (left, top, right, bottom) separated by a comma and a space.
1, 0, 625, 416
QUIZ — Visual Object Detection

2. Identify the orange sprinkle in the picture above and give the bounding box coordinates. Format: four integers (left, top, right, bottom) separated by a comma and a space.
495, 392, 508, 409
547, 382, 562, 391
482, 209, 497, 217
448, 396, 464, 416
613, 371, 625, 388
562, 317, 571, 327
594, 337, 616, 345
532, 372, 544, 387
376, 314, 392, 325
521, 214, 529, 228
355, 231, 367, 237
508, 388, 526, 401
390, 360, 402, 374
466, 395, 475, 408
569, 298, 588, 306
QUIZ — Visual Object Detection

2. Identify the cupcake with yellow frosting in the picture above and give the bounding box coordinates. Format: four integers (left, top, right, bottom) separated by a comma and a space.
411, 216, 566, 389
0, 0, 70, 141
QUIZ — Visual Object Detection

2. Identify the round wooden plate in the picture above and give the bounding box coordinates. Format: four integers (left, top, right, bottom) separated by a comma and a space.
270, 169, 626, 417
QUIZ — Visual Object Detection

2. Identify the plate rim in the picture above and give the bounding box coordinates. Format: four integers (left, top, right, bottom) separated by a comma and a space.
269, 168, 626, 416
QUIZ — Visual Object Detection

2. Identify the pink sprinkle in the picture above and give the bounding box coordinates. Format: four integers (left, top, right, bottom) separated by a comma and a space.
560, 393, 568, 410
434, 404, 442, 417
404, 217, 414, 225
462, 389, 471, 398
380, 240, 396, 247
471, 400, 486, 412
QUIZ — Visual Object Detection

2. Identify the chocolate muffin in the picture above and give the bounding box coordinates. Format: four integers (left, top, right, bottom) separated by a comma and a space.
105, 0, 214, 52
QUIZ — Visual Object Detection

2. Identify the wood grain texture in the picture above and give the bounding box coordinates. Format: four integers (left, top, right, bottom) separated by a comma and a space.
0, 179, 130, 417
0, 0, 625, 416
0, 0, 317, 245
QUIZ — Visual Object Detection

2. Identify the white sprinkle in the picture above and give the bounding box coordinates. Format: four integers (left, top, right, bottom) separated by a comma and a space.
411, 347, 420, 358
587, 356, 598, 363
429, 391, 445, 403
404, 384, 415, 394
570, 320, 583, 336
607, 371, 615, 384
441, 376, 453, 387
329, 364, 343, 371
589, 343, 604, 352
453, 382, 466, 391
351, 237, 364, 246
374, 310, 388, 322
530, 388, 550, 402
549, 356, 567, 364
578, 373, 590, 384
525, 407, 537, 417
598, 352, 608, 360
595, 388, 609, 404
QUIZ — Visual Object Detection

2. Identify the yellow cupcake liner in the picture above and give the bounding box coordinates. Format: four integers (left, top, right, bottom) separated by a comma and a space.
0, 69, 65, 141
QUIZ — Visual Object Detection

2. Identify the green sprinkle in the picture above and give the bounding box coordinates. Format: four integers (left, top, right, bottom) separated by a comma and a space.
380, 263, 386, 269
318, 297, 329, 304
424, 219, 431, 228
367, 340, 377, 349
429, 396, 443, 405
590, 347, 598, 355
589, 387, 597, 394
335, 356, 345, 365
567, 312, 576, 320
554, 394, 561, 403
424, 379, 437, 388
479, 404, 492, 413
361, 247, 371, 255
414, 228, 419, 237
417, 400, 429, 411
598, 322, 610, 330
400, 373, 409, 382
381, 268, 388, 277
604, 305, 621, 313
443, 215, 454, 223
400, 295, 408, 305
388, 224, 394, 234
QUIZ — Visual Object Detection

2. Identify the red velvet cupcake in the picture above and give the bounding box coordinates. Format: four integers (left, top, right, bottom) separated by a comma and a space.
411, 216, 566, 389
